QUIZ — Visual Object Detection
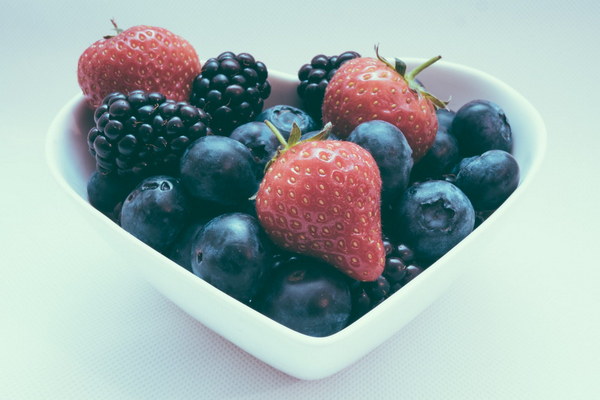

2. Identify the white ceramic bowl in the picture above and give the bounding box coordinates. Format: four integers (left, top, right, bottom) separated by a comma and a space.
45, 59, 546, 380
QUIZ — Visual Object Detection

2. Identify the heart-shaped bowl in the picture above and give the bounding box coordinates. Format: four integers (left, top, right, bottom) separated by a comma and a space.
46, 59, 546, 380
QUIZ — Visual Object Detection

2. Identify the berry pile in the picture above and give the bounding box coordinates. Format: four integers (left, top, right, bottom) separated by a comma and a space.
77, 23, 521, 337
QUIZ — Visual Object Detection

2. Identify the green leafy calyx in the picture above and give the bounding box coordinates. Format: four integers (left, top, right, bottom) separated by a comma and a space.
263, 120, 332, 171
374, 44, 449, 109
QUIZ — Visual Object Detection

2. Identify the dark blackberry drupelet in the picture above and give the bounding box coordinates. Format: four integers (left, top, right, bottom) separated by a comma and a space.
189, 52, 271, 136
297, 51, 361, 121
349, 237, 424, 322
87, 90, 211, 180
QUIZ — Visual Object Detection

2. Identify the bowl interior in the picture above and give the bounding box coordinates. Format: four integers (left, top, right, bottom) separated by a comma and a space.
46, 59, 546, 380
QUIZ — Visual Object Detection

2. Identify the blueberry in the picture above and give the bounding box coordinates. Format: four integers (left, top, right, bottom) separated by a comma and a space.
391, 180, 475, 261
346, 120, 413, 204
229, 121, 280, 180
180, 135, 258, 207
120, 175, 190, 252
300, 129, 340, 141
255, 257, 352, 337
191, 212, 272, 304
436, 108, 456, 133
451, 99, 513, 156
454, 149, 520, 211
411, 128, 460, 182
166, 221, 206, 272
450, 155, 478, 176
255, 105, 319, 139
86, 171, 135, 218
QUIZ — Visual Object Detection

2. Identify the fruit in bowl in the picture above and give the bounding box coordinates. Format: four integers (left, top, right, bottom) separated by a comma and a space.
46, 22, 546, 380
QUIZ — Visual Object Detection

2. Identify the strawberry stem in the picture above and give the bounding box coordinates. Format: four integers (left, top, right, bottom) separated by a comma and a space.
263, 121, 333, 171
373, 46, 449, 109
104, 19, 124, 38
110, 19, 124, 34
265, 120, 289, 149
405, 55, 442, 81
374, 44, 407, 76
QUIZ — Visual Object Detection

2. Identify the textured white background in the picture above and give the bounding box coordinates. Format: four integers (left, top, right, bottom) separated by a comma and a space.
1, 1, 599, 398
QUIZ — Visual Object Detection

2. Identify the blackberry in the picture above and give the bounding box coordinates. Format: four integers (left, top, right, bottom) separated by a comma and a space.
349, 237, 424, 322
297, 51, 361, 121
190, 52, 271, 136
87, 90, 211, 180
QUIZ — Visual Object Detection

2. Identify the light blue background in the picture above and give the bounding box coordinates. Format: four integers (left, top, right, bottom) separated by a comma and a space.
1, 1, 599, 398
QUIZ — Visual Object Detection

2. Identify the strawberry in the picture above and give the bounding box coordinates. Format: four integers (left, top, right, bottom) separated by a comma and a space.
321, 46, 447, 160
255, 122, 386, 282
77, 20, 201, 108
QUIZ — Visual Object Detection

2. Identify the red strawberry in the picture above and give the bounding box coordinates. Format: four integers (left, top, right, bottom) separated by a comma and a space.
77, 20, 201, 108
321, 47, 447, 160
255, 122, 386, 282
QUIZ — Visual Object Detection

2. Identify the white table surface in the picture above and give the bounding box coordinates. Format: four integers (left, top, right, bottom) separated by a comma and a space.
2, 1, 599, 398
